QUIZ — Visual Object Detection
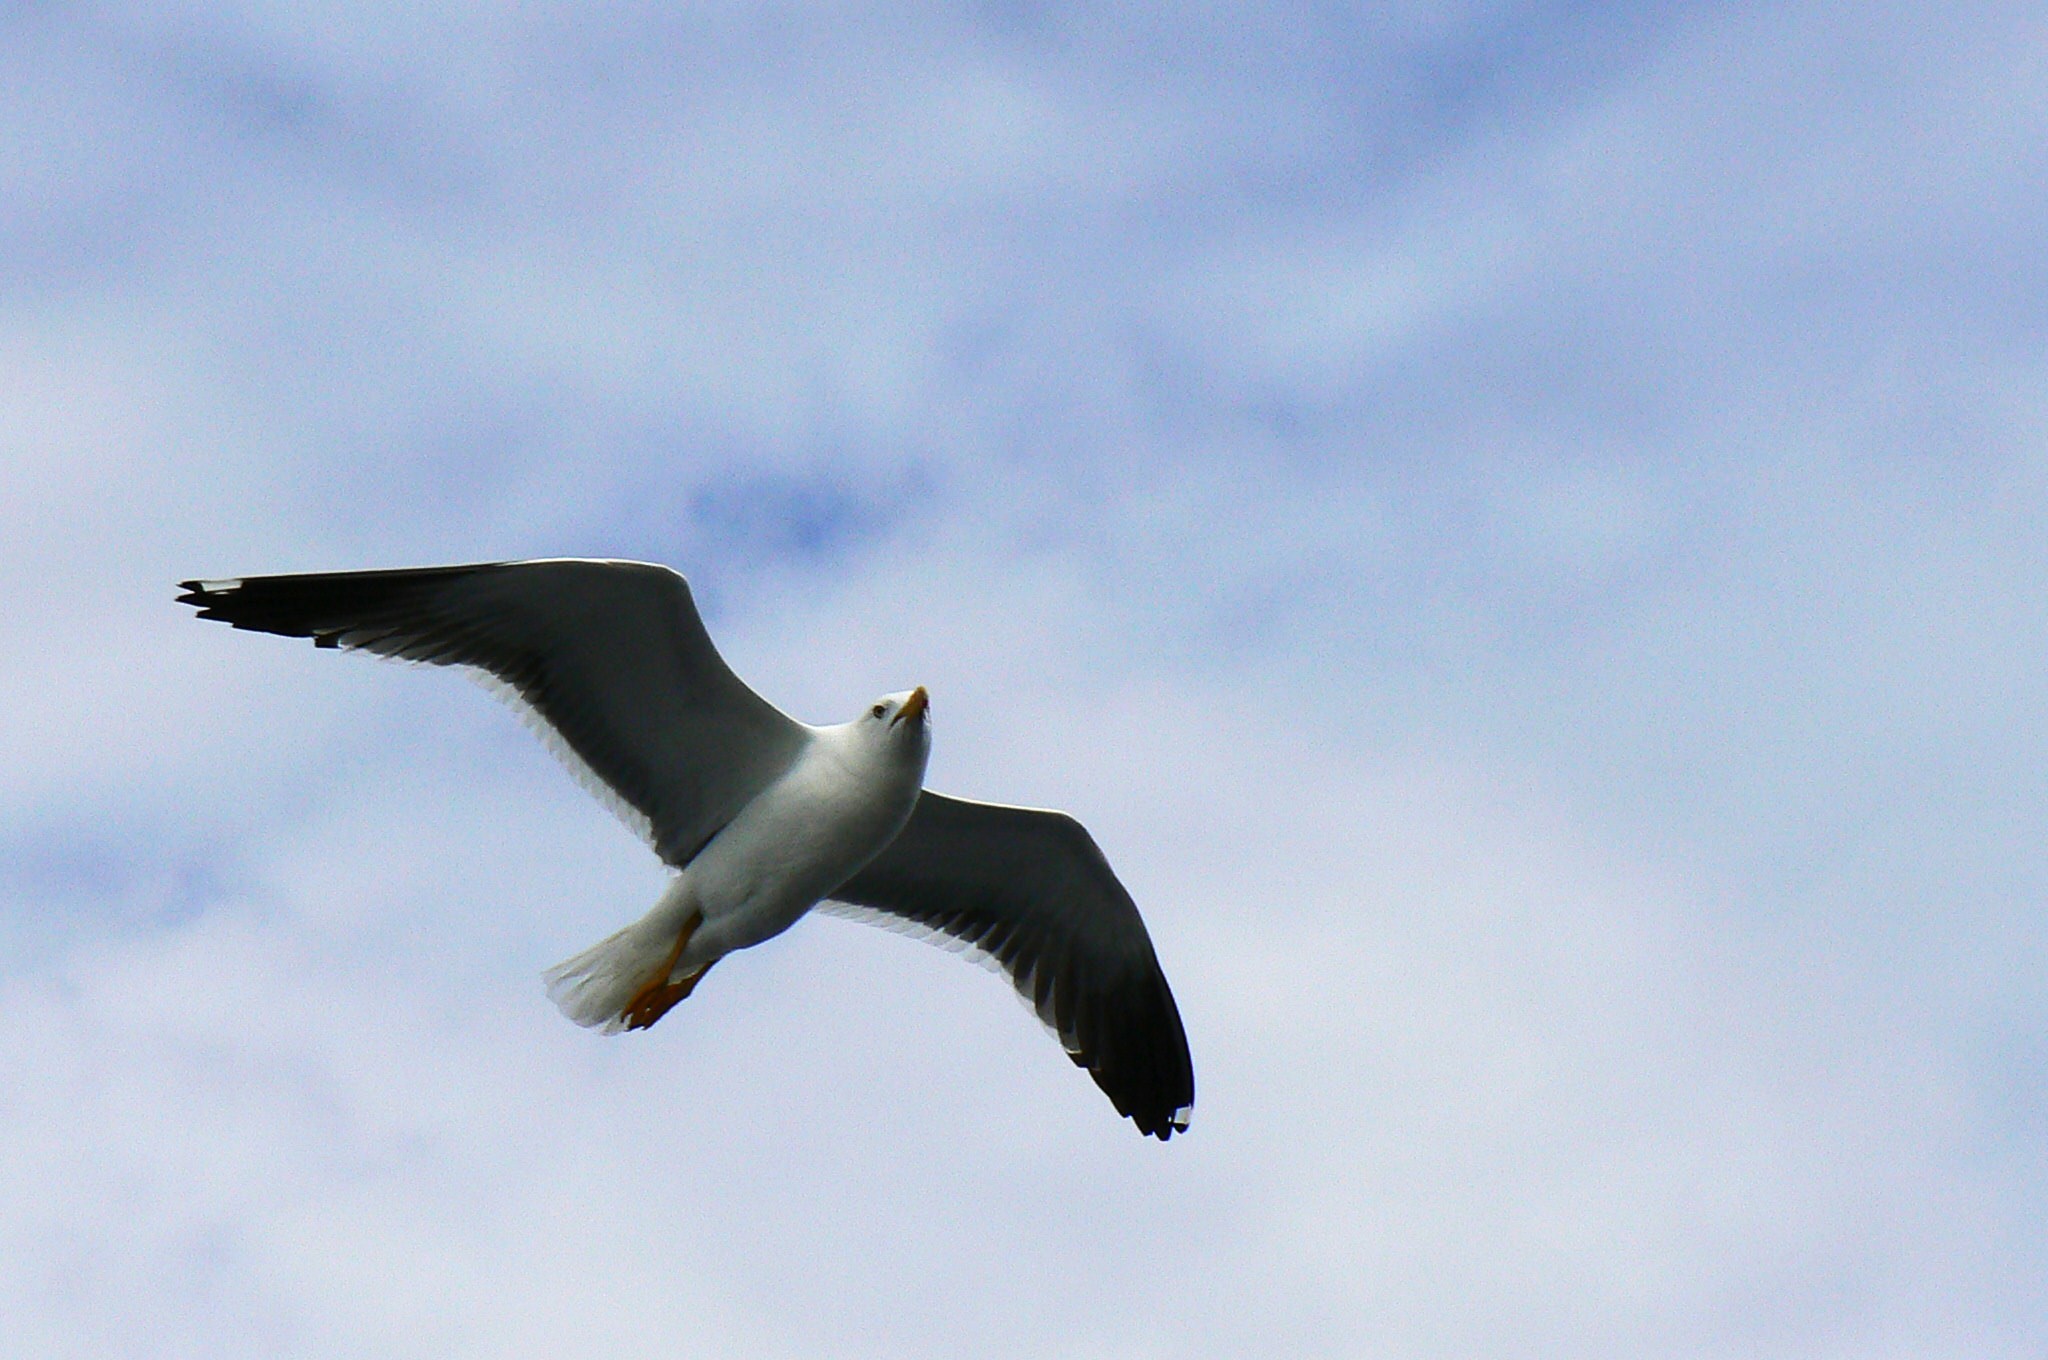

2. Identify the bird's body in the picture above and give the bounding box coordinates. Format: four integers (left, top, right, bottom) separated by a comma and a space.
546, 694, 931, 1031
674, 708, 931, 962
180, 559, 1193, 1138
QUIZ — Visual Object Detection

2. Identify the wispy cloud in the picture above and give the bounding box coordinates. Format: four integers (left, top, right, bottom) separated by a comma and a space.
2, 1, 2044, 1355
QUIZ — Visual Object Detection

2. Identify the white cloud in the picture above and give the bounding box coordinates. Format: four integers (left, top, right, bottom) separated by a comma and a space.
1, 0, 2043, 1355
7, 686, 2025, 1355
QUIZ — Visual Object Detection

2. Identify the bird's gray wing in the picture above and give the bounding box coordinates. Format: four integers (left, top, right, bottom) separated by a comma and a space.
824, 791, 1195, 1140
178, 559, 808, 868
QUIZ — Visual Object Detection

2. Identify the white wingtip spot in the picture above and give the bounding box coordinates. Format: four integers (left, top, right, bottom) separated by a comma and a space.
1171, 1105, 1193, 1132
197, 578, 243, 593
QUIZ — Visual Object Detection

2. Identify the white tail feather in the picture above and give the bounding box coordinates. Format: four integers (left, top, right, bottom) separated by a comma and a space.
544, 911, 686, 1034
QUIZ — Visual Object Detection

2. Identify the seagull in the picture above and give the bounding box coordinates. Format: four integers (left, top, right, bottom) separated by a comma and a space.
179, 559, 1194, 1139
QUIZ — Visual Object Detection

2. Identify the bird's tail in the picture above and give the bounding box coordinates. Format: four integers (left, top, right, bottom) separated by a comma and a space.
543, 883, 704, 1033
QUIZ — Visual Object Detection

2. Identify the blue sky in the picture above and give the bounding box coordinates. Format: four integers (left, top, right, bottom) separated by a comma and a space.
3, 2, 2045, 1355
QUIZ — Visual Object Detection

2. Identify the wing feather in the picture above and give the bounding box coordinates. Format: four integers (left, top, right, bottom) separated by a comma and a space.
826, 791, 1194, 1139
179, 559, 809, 868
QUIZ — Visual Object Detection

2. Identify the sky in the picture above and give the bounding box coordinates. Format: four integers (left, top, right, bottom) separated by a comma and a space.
2, 1, 2045, 1355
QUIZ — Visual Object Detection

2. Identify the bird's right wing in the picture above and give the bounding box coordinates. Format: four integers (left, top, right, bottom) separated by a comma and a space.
825, 792, 1194, 1139
179, 559, 809, 868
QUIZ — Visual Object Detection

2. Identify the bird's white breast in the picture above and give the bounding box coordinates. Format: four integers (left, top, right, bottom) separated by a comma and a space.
682, 725, 926, 958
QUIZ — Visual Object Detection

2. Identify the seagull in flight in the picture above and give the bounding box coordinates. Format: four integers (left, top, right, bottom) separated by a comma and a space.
180, 559, 1194, 1139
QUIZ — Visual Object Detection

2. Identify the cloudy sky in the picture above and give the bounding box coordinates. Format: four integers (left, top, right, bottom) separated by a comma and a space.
3, 1, 2045, 1355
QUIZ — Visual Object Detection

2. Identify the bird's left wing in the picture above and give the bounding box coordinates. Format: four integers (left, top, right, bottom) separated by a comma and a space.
179, 559, 809, 868
824, 791, 1195, 1140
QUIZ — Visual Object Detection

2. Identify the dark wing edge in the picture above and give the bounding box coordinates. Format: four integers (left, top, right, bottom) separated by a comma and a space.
825, 791, 1195, 1140
177, 559, 808, 868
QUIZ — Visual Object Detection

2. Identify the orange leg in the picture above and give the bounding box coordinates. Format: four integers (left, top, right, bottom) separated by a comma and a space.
621, 909, 714, 1031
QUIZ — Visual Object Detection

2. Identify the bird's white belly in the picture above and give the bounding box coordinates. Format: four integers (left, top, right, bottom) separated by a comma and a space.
679, 748, 920, 964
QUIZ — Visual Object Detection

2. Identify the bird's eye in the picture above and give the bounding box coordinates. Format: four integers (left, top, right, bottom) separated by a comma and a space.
871, 703, 887, 719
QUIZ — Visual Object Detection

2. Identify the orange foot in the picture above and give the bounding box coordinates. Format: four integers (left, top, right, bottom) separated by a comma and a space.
621, 910, 713, 1031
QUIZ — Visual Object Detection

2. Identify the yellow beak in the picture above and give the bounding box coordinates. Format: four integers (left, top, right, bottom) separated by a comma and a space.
894, 686, 929, 727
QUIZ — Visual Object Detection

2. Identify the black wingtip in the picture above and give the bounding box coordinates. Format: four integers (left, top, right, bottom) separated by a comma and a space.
178, 579, 224, 617
178, 577, 255, 626
1135, 1101, 1193, 1141
178, 576, 241, 599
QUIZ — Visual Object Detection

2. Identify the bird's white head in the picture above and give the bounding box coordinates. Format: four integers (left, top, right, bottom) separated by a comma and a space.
857, 685, 933, 764
864, 685, 930, 734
